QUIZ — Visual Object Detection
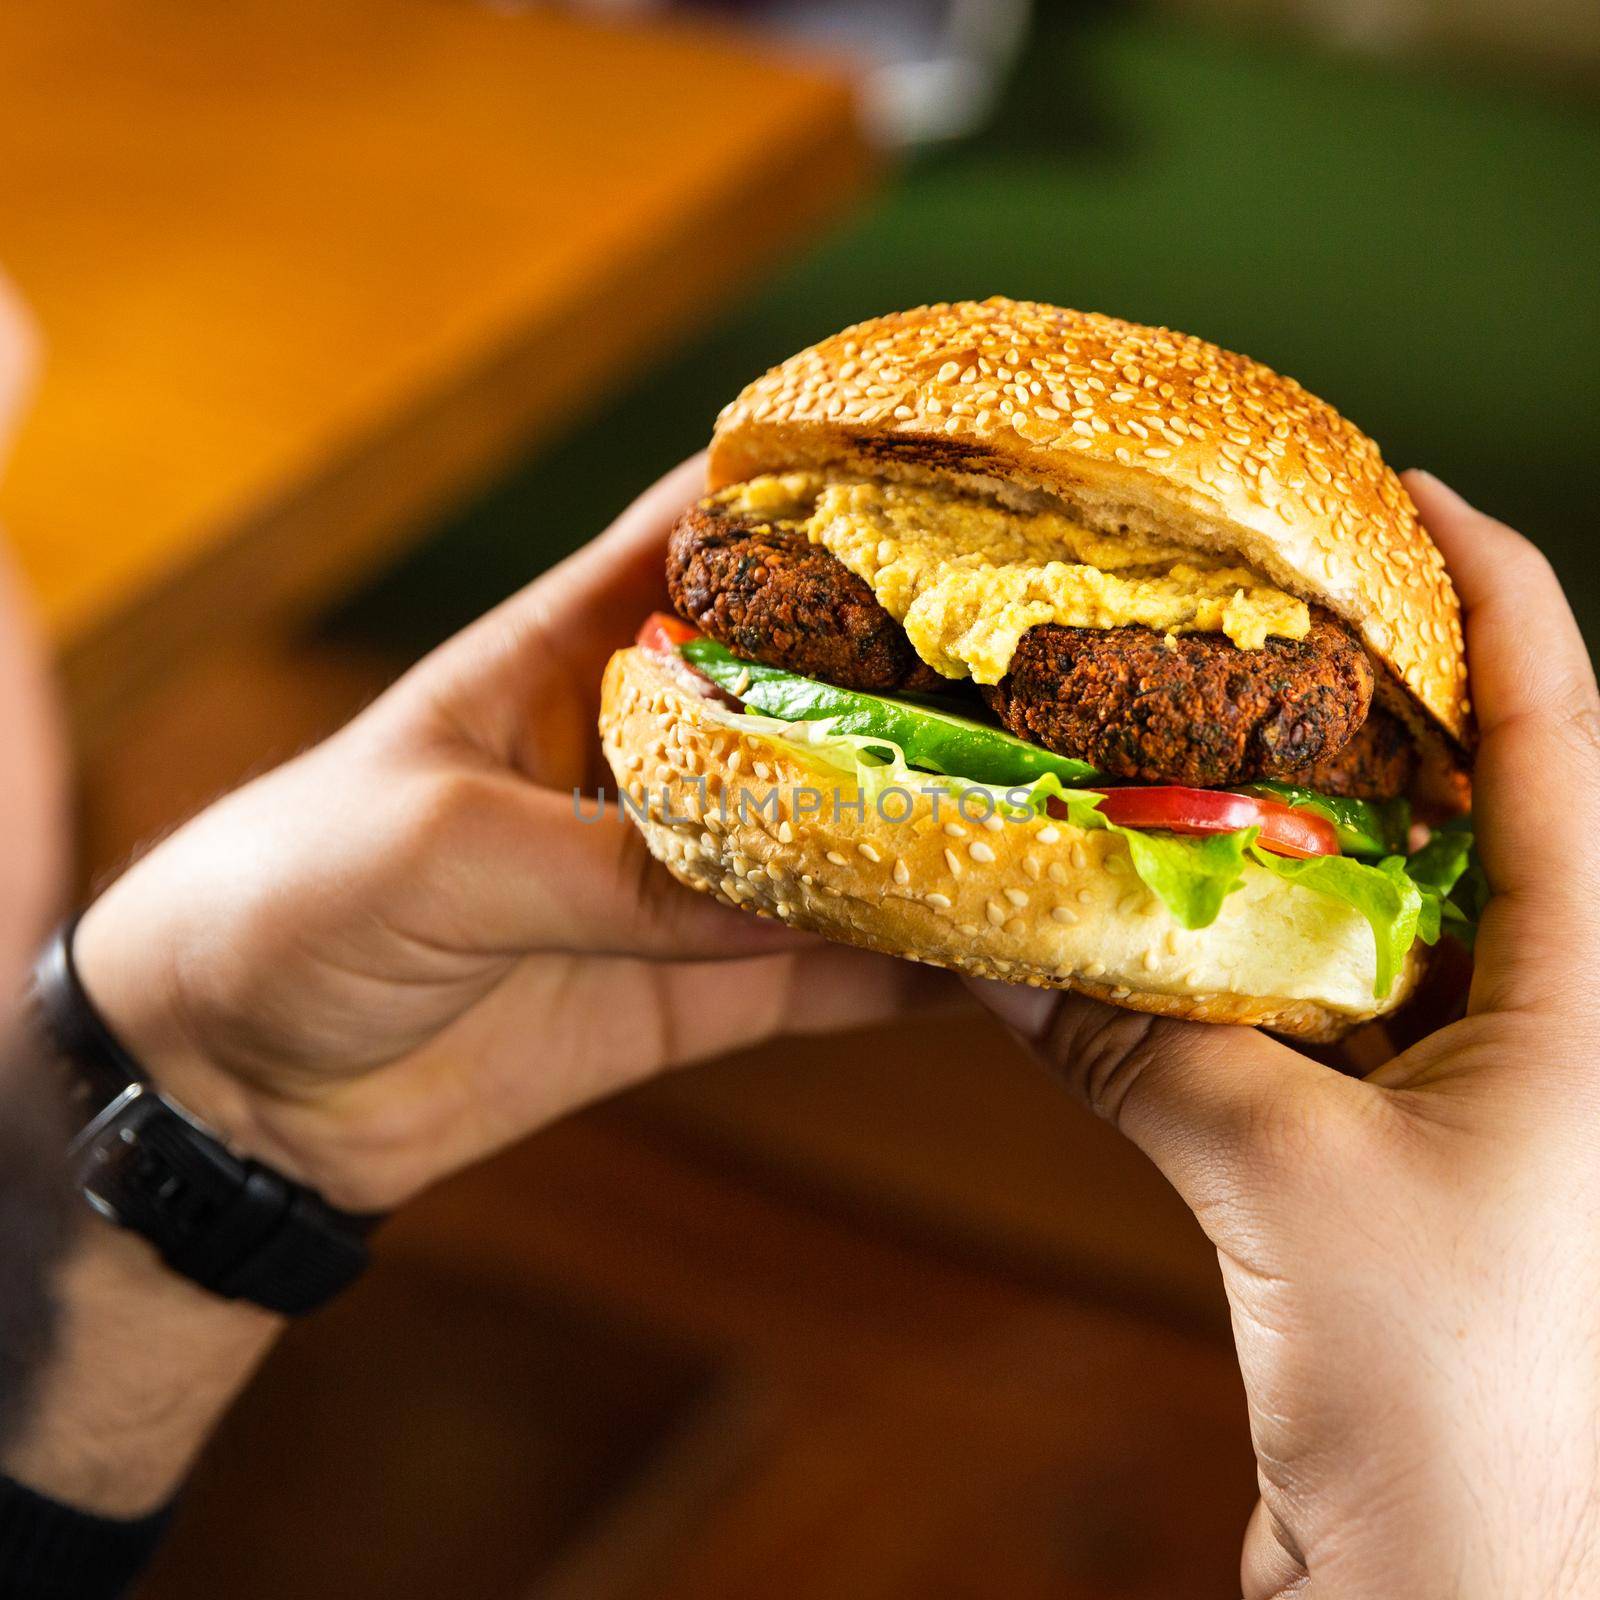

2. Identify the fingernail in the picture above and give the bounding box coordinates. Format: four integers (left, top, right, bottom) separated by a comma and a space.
964, 975, 1058, 1038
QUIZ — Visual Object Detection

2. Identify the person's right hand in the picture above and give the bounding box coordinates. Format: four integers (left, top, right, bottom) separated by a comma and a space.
74, 457, 948, 1216
975, 471, 1600, 1598
4, 460, 955, 1522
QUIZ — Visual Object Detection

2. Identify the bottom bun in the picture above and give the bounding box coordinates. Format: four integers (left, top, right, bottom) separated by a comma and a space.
599, 646, 1423, 1041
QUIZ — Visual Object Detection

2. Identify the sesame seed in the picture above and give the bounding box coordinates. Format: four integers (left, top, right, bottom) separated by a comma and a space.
1036, 825, 1061, 845
969, 840, 996, 864
1047, 862, 1069, 885
943, 821, 966, 838
943, 848, 963, 877
777, 820, 795, 844
1076, 888, 1093, 904
983, 815, 1004, 832
1050, 906, 1078, 925
825, 850, 848, 867
893, 857, 910, 885
1142, 950, 1161, 972
985, 900, 1007, 926
1004, 887, 1029, 907
926, 892, 952, 910
858, 842, 881, 863
1022, 854, 1042, 881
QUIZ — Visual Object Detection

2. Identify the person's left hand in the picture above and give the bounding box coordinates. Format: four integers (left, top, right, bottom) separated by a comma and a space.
76, 456, 950, 1212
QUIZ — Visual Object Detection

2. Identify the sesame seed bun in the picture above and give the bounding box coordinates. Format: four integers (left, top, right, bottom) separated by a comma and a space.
600, 647, 1425, 1042
709, 297, 1471, 755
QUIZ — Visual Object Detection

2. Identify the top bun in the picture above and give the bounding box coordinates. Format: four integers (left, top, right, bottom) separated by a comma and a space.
710, 298, 1471, 750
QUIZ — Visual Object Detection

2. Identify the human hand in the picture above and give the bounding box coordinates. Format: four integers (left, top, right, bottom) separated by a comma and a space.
75, 456, 949, 1213
973, 472, 1600, 1597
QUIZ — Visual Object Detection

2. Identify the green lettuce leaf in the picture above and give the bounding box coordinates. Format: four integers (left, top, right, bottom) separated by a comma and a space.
1405, 817, 1487, 950
1119, 826, 1257, 929
1023, 785, 1253, 930
681, 637, 1097, 786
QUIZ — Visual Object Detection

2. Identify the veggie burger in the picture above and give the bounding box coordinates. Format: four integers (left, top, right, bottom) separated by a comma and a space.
599, 300, 1483, 1039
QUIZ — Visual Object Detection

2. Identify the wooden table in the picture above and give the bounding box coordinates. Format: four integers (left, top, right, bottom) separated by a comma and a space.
0, 0, 871, 742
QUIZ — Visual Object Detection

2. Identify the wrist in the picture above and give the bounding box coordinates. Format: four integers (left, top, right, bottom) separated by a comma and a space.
71, 894, 263, 1155
67, 867, 430, 1213
66, 890, 368, 1213
0, 1209, 280, 1518
38, 912, 383, 1315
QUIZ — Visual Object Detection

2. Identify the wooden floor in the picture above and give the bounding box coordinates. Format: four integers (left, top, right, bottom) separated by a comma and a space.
137, 1109, 1254, 1600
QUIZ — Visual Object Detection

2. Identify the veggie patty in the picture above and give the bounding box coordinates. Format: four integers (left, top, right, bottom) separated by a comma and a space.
666, 487, 1409, 798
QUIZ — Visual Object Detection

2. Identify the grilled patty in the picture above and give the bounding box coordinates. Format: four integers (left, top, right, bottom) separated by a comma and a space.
982, 614, 1374, 789
667, 499, 940, 694
667, 496, 1406, 797
1300, 706, 1417, 801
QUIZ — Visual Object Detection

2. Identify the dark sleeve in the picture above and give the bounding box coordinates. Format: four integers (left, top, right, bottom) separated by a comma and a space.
0, 1475, 171, 1600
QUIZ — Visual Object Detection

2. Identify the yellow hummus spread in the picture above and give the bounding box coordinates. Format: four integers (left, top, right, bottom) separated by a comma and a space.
713, 474, 1310, 685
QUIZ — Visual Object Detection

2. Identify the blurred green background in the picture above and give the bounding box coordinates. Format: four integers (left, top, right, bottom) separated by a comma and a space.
338, 5, 1600, 652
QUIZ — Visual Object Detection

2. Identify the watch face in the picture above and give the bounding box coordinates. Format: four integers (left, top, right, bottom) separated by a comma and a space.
66, 1071, 370, 1315
74, 1087, 234, 1236
74, 1086, 171, 1223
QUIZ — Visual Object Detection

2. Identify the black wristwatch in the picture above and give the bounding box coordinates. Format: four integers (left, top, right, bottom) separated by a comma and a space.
31, 919, 380, 1315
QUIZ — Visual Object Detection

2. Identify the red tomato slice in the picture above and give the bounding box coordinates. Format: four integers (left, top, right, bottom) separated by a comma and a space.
636, 612, 700, 655
1087, 786, 1340, 859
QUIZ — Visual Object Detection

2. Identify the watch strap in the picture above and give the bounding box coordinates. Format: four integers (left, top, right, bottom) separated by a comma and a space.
33, 920, 380, 1316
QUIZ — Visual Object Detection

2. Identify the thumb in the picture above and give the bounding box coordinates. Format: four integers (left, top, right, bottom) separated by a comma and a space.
969, 979, 1358, 1226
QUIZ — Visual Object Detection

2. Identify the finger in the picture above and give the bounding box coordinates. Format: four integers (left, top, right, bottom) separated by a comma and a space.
420, 775, 820, 961
1403, 471, 1600, 990
351, 943, 965, 1204
654, 943, 967, 1072
968, 979, 1360, 1233
1241, 1497, 1308, 1600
